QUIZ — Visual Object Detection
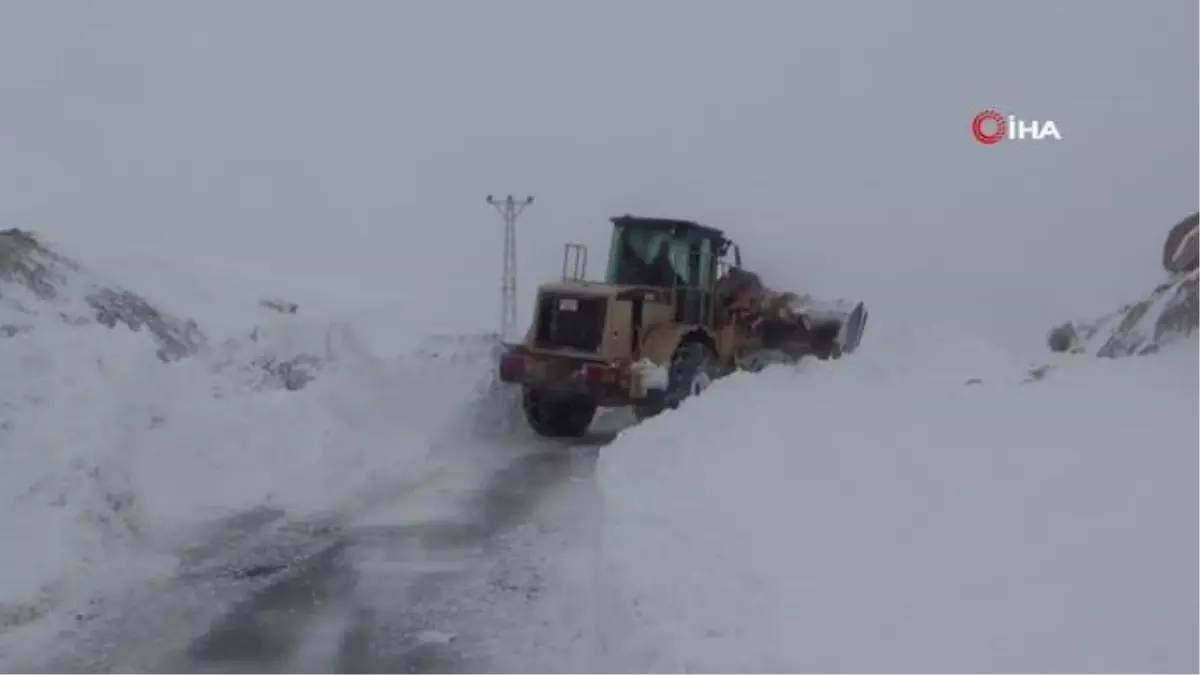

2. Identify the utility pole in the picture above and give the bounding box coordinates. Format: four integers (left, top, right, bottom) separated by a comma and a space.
487, 194, 534, 342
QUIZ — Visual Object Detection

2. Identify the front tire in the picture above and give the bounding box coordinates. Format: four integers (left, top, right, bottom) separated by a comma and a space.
522, 387, 597, 438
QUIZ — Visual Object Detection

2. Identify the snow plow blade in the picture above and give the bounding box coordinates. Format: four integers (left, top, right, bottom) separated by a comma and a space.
789, 296, 868, 356
734, 296, 868, 371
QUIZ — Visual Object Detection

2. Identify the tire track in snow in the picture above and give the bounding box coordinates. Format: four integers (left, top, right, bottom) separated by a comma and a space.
176, 428, 615, 673
6, 353, 625, 675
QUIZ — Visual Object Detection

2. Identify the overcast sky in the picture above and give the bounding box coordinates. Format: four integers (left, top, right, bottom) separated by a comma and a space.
2, 1, 1196, 351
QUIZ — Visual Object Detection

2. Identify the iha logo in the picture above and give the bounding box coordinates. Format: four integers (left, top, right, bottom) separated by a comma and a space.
971, 109, 1062, 145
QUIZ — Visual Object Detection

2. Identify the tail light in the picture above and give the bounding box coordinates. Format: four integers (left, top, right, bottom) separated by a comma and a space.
498, 353, 526, 381
580, 362, 617, 385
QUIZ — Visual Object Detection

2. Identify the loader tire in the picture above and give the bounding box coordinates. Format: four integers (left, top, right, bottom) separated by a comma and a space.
633, 340, 718, 421
522, 387, 596, 438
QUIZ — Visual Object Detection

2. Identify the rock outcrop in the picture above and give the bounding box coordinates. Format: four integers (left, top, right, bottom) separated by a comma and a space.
0, 229, 206, 361
1163, 212, 1198, 275
0, 229, 330, 391
1048, 212, 1199, 357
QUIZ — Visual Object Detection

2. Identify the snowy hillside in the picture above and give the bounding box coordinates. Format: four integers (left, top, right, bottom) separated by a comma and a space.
1047, 214, 1198, 358
0, 229, 205, 360
0, 231, 511, 650
1048, 267, 1197, 358
595, 327, 1197, 673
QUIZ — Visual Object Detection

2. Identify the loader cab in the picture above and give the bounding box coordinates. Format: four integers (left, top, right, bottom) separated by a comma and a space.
604, 215, 732, 326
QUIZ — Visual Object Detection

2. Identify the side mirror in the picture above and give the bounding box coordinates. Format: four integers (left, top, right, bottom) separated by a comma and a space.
733, 245, 742, 267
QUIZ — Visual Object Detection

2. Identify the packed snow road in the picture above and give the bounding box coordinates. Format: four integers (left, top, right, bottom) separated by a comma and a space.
179, 426, 619, 675
16, 416, 624, 673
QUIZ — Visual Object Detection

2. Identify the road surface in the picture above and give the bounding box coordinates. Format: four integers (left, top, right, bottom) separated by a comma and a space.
26, 415, 625, 674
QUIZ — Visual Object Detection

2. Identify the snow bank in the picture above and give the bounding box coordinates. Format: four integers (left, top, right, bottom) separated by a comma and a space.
0, 326, 178, 627
595, 333, 1198, 673
124, 331, 481, 530
0, 315, 501, 630
0, 231, 505, 640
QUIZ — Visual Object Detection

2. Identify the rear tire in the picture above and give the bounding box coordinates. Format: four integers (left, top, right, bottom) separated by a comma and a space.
522, 387, 597, 438
633, 340, 719, 421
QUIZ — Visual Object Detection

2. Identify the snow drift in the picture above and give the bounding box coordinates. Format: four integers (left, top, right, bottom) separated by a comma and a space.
0, 230, 508, 644
594, 330, 1197, 673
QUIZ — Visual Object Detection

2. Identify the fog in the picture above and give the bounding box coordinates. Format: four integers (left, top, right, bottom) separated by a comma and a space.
3, 0, 1196, 351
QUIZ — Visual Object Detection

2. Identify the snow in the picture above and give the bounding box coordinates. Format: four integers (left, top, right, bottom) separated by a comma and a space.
415, 630, 457, 645
0, 283, 506, 648
4, 224, 1196, 673
1045, 268, 1197, 360
786, 295, 859, 326
127, 336, 483, 528
595, 324, 1199, 673
633, 358, 670, 391
0, 327, 177, 619
3, 2, 1196, 669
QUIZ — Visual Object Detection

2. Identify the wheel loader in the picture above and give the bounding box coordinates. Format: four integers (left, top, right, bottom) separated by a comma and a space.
496, 215, 868, 438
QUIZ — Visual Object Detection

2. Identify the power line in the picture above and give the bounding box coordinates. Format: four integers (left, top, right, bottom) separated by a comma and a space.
487, 194, 534, 342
